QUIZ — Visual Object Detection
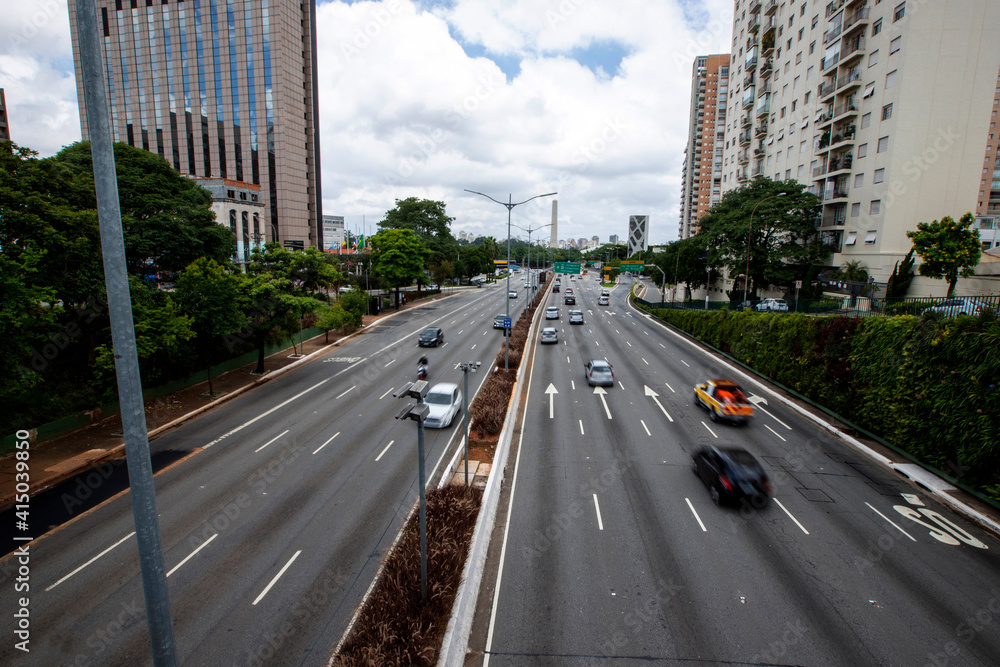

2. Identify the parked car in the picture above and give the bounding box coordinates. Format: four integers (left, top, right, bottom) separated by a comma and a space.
428, 284, 439, 291
423, 382, 462, 428
569, 310, 584, 324
418, 327, 444, 347
693, 379, 754, 424
692, 446, 771, 507
508, 291, 518, 299
755, 298, 788, 312
923, 298, 987, 318
540, 327, 558, 344
585, 359, 614, 386
598, 295, 610, 306
545, 306, 559, 319
493, 314, 508, 329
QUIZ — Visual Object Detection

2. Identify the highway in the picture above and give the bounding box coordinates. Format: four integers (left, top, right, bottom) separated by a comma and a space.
469, 272, 1000, 666
0, 278, 532, 666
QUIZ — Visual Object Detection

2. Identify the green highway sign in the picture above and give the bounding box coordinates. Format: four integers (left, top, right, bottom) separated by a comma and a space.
620, 261, 645, 273
554, 262, 581, 274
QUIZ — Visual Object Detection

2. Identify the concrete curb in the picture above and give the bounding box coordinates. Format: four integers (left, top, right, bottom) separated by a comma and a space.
626, 297, 1000, 538
437, 286, 550, 667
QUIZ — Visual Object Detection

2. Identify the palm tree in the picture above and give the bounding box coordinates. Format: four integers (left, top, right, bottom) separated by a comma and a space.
839, 260, 868, 283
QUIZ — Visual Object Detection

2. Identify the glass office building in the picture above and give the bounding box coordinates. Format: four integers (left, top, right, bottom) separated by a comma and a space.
68, 0, 323, 249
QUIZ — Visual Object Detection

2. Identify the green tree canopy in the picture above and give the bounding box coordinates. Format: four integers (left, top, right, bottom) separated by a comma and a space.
906, 212, 982, 296
379, 197, 458, 267
696, 177, 827, 299
649, 237, 710, 293
370, 228, 428, 308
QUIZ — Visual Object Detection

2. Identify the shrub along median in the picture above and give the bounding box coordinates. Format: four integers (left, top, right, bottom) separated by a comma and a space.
634, 304, 1000, 503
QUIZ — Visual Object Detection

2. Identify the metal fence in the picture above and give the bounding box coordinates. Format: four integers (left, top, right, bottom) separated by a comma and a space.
634, 294, 1000, 318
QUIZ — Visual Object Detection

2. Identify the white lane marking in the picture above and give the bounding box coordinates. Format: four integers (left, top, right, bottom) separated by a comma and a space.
626, 341, 632, 347
252, 550, 302, 606
451, 320, 456, 324
701, 422, 718, 439
384, 359, 396, 368
901, 493, 924, 506
204, 378, 329, 449
748, 395, 793, 430
313, 432, 340, 455
375, 440, 395, 462
644, 331, 649, 336
378, 387, 394, 400
659, 343, 665, 349
579, 420, 585, 435
774, 498, 810, 535
594, 387, 612, 419
618, 381, 625, 391
686, 498, 707, 532
593, 495, 604, 531
567, 356, 571, 364
46, 532, 136, 591
588, 329, 593, 334
764, 424, 787, 442
642, 358, 649, 365
471, 344, 477, 351
616, 329, 620, 334
866, 502, 917, 541
442, 342, 449, 348
167, 534, 218, 578
483, 331, 488, 335
664, 382, 675, 393
596, 341, 600, 347
640, 420, 651, 436
336, 386, 356, 399
545, 384, 558, 419
255, 429, 289, 453
571, 380, 576, 390
457, 329, 464, 335
680, 360, 690, 367
644, 386, 674, 422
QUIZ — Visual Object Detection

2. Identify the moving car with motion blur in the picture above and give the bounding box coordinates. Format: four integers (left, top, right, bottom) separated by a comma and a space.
584, 359, 614, 386
694, 379, 754, 424
418, 327, 444, 347
423, 383, 462, 428
692, 446, 771, 507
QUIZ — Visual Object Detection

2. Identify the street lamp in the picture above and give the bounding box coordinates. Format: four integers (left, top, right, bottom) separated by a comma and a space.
464, 190, 557, 372
511, 221, 553, 302
458, 361, 481, 485
744, 192, 787, 305
393, 379, 431, 603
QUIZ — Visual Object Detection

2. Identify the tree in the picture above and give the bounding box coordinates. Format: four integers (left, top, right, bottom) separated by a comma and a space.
906, 212, 982, 296
651, 237, 709, 296
175, 258, 246, 395
837, 260, 869, 283
284, 246, 340, 295
696, 178, 827, 299
885, 248, 916, 299
430, 260, 454, 288
370, 228, 428, 308
339, 290, 368, 328
379, 197, 458, 267
316, 305, 351, 343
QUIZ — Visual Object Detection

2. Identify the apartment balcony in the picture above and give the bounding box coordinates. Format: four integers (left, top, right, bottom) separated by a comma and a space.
845, 0, 865, 7
751, 162, 766, 178
756, 99, 771, 117
841, 36, 866, 63
753, 147, 766, 158
745, 48, 759, 71
824, 186, 850, 202
837, 69, 863, 91
818, 79, 837, 100
740, 114, 753, 128
757, 82, 772, 97
739, 130, 752, 146
812, 164, 828, 179
833, 100, 858, 120
738, 150, 750, 165
749, 0, 762, 13
762, 15, 777, 38
748, 15, 761, 33
760, 57, 774, 77
736, 169, 749, 183
743, 87, 756, 108
822, 52, 841, 72
820, 204, 848, 229
823, 24, 842, 45
754, 120, 769, 137
843, 6, 871, 33
825, 0, 846, 19
744, 72, 756, 88
826, 151, 855, 175
764, 0, 778, 15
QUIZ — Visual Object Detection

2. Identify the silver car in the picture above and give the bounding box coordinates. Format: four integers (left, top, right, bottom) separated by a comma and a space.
545, 306, 559, 319
585, 360, 614, 387
423, 382, 462, 428
540, 327, 558, 344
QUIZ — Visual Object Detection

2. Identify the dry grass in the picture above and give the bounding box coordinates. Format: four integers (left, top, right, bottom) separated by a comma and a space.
469, 369, 515, 436
334, 485, 484, 666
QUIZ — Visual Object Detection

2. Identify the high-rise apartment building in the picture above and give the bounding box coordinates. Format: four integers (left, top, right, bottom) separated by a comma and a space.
679, 54, 730, 240
67, 0, 323, 250
721, 0, 1000, 293
0, 89, 9, 141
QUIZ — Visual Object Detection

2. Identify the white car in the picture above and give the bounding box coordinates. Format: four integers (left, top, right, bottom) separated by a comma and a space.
545, 306, 559, 319
755, 298, 788, 312
508, 291, 518, 298
423, 383, 462, 428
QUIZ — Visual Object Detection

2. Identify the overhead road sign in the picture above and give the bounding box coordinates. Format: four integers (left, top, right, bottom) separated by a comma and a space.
554, 262, 581, 274
620, 260, 645, 273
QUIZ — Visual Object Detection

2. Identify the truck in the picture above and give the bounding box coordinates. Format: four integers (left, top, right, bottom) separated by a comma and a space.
693, 380, 755, 424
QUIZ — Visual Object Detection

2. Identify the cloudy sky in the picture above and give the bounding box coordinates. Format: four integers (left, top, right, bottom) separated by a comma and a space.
0, 0, 734, 245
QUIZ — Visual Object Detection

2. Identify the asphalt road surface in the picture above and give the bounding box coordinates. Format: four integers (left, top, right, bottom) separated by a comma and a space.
470, 273, 1000, 667
0, 280, 531, 666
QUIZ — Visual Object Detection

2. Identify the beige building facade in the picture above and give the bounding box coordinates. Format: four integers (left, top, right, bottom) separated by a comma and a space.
67, 0, 323, 250
679, 54, 730, 240
721, 0, 1000, 295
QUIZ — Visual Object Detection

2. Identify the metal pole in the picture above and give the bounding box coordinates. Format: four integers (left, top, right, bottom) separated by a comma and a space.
505, 199, 511, 372
76, 1, 176, 663
705, 267, 710, 310
463, 368, 470, 486
417, 403, 428, 603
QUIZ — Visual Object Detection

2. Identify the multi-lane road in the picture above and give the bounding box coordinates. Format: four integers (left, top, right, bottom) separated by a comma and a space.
0, 279, 530, 665
468, 273, 1000, 666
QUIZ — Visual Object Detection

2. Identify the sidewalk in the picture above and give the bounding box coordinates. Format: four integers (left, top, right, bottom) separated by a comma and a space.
0, 290, 461, 511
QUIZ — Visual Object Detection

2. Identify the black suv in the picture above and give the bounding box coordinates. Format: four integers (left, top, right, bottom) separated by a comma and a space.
418, 327, 444, 347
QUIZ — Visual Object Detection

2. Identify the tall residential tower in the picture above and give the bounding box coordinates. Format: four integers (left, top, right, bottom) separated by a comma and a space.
68, 0, 323, 250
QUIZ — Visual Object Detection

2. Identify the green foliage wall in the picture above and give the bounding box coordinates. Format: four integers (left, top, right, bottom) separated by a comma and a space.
643, 307, 1000, 501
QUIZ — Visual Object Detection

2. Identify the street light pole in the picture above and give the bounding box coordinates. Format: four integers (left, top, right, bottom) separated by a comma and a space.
465, 190, 557, 372
512, 221, 553, 303
458, 361, 481, 485
744, 192, 787, 304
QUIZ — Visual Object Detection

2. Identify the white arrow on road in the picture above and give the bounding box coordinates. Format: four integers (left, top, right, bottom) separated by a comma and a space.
749, 394, 792, 430
545, 383, 558, 419
594, 386, 612, 419
644, 385, 674, 422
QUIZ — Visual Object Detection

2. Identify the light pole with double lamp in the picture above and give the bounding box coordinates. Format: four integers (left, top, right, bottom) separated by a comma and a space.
511, 221, 553, 302
744, 191, 787, 305
464, 190, 557, 371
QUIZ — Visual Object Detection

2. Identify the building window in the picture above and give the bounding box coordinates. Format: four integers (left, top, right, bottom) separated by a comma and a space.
227, 189, 236, 198
781, 107, 787, 118
851, 203, 861, 217
872, 19, 882, 36
890, 36, 902, 54
858, 143, 868, 158
796, 51, 803, 65
801, 141, 807, 153
873, 168, 885, 184
868, 50, 879, 67
878, 136, 889, 152
886, 70, 898, 88
869, 201, 881, 216
812, 15, 819, 29
862, 112, 872, 129
809, 41, 816, 55
855, 173, 865, 188
894, 2, 905, 22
